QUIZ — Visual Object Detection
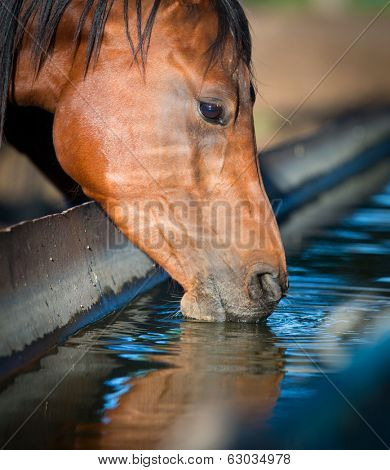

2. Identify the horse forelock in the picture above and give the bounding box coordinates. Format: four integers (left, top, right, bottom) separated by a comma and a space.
0, 0, 252, 142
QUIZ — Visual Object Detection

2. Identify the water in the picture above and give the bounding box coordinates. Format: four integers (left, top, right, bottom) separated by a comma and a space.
0, 181, 389, 449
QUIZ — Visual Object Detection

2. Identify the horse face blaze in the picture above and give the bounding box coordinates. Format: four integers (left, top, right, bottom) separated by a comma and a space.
53, 1, 288, 322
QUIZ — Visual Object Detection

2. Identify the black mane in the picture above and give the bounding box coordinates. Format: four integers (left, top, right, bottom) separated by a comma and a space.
0, 0, 252, 143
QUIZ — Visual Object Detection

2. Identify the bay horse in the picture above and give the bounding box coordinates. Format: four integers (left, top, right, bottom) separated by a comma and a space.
0, 0, 287, 321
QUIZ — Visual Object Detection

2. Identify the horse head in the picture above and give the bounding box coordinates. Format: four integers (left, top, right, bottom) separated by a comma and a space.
8, 0, 288, 321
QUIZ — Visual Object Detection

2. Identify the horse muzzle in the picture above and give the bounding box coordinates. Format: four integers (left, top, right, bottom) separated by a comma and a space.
180, 265, 288, 322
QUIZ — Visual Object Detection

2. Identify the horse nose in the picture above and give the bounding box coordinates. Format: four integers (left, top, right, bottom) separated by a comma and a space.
246, 266, 285, 304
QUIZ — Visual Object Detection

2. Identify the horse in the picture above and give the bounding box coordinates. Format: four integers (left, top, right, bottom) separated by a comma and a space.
0, 0, 288, 322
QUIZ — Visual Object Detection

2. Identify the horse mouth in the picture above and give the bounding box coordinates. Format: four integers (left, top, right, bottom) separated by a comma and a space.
178, 264, 287, 323
180, 281, 283, 323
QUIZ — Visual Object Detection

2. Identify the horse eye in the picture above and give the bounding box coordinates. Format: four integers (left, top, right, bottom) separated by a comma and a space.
199, 101, 224, 123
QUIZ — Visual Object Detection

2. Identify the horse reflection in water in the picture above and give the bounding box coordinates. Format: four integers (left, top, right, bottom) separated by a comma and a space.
75, 320, 284, 449
1, 0, 287, 322
0, 284, 285, 449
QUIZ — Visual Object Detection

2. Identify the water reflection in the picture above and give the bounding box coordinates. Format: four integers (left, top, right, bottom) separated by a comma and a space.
0, 292, 284, 449
0, 181, 389, 449
80, 319, 283, 450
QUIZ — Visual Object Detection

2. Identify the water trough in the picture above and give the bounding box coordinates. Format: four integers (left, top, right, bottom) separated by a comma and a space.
1, 107, 390, 378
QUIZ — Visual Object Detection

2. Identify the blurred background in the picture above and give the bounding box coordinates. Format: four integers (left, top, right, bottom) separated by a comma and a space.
243, 0, 390, 146
0, 0, 389, 225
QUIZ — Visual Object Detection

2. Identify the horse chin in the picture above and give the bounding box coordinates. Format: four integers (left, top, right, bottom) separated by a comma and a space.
180, 291, 227, 322
180, 282, 279, 323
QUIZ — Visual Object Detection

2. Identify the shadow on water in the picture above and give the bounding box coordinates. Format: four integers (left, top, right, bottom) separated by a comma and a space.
0, 180, 389, 449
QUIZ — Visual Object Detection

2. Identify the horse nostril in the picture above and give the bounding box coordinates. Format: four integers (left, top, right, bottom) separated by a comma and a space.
247, 269, 283, 304
260, 273, 283, 302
